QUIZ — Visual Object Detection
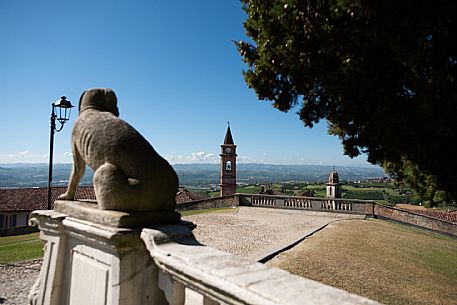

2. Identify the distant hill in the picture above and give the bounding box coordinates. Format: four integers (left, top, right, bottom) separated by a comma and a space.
0, 163, 93, 188
0, 163, 385, 188
173, 163, 385, 185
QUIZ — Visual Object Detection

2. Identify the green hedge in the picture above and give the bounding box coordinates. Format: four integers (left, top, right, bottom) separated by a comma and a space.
343, 190, 385, 200
387, 195, 421, 205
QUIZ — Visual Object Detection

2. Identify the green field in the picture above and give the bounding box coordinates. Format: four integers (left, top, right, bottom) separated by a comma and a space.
236, 185, 261, 194
0, 232, 44, 263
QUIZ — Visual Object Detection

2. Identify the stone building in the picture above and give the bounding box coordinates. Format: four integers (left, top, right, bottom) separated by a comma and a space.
175, 187, 209, 204
0, 187, 95, 236
258, 184, 284, 195
326, 167, 342, 199
220, 124, 237, 196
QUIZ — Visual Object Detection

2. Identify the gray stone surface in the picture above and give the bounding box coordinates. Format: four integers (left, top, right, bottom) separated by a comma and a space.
54, 200, 181, 227
58, 88, 178, 212
27, 210, 160, 305
183, 206, 364, 261
0, 260, 42, 305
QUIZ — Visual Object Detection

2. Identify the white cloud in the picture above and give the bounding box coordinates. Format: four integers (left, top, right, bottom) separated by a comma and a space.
237, 155, 260, 163
64, 152, 73, 159
165, 151, 218, 164
190, 151, 216, 162
0, 151, 48, 163
165, 151, 262, 164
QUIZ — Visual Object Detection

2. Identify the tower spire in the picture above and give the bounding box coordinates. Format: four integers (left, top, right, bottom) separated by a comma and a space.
224, 123, 234, 145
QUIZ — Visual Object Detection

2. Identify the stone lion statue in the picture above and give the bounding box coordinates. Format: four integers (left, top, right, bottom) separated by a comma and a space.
58, 88, 178, 212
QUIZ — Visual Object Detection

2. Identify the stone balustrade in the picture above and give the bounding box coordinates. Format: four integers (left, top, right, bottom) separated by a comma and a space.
240, 194, 374, 215
29, 201, 380, 305
140, 224, 380, 305
177, 193, 456, 237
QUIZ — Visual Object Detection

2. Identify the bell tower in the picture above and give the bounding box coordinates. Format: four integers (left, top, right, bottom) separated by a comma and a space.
220, 123, 237, 196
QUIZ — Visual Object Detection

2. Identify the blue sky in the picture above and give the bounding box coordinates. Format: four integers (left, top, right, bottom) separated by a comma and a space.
0, 0, 375, 167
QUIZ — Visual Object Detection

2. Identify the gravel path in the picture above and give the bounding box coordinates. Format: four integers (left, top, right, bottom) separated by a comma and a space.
183, 206, 363, 261
0, 207, 362, 304
0, 259, 41, 305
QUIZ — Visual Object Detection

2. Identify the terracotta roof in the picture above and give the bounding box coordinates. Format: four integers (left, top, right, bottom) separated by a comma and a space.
176, 187, 208, 204
397, 205, 457, 223
1, 186, 209, 212
0, 187, 95, 212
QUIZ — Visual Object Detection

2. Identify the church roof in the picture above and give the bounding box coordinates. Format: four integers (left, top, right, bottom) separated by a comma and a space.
224, 125, 234, 145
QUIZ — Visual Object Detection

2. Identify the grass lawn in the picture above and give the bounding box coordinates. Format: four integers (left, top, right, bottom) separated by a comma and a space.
207, 190, 220, 197
267, 219, 457, 305
0, 232, 44, 264
302, 185, 327, 197
179, 207, 236, 217
236, 185, 261, 194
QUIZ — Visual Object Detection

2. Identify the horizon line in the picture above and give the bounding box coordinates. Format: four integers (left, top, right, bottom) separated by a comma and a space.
0, 161, 382, 169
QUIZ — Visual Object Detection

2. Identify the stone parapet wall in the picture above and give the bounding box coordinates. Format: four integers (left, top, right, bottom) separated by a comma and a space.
176, 194, 456, 237
29, 209, 380, 305
141, 224, 381, 305
176, 194, 239, 211
374, 204, 457, 237
239, 194, 372, 215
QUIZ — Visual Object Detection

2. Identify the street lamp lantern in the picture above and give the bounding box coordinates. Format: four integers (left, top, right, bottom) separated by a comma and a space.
48, 96, 74, 209
53, 96, 74, 129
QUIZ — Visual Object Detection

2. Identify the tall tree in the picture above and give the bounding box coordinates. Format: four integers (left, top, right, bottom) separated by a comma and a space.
238, 0, 457, 206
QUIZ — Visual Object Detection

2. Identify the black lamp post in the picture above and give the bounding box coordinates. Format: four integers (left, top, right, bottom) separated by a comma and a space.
47, 96, 74, 209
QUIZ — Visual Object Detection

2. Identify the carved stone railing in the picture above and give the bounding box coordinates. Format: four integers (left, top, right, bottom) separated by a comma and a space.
250, 195, 276, 206
239, 194, 374, 215
29, 206, 380, 305
284, 196, 313, 208
141, 224, 381, 305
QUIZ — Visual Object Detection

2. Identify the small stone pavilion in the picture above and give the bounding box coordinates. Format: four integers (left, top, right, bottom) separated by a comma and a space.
326, 167, 342, 199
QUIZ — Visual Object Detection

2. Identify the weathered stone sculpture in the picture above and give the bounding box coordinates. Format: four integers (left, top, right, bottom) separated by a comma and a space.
58, 88, 178, 212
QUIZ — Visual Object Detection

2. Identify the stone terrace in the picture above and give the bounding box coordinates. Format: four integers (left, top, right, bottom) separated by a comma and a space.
0, 207, 364, 305
183, 206, 364, 261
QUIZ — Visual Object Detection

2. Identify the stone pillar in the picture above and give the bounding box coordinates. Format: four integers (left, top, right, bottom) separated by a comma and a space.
29, 200, 179, 305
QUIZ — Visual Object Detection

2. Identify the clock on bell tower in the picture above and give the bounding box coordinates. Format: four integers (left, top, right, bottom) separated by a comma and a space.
220, 123, 237, 196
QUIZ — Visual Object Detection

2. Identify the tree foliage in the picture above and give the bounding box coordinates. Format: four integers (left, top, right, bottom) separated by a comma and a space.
238, 0, 457, 206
